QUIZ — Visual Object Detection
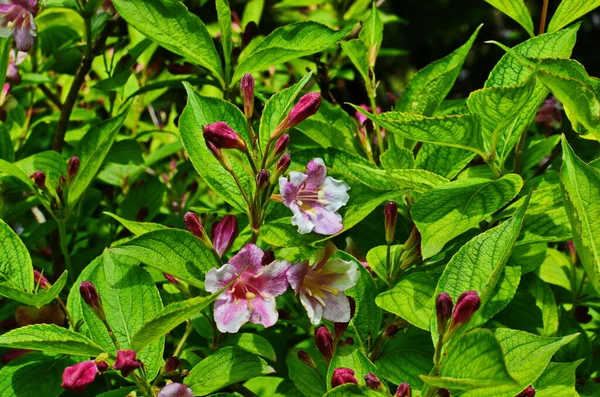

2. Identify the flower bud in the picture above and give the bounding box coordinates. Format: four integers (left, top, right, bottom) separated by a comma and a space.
384, 201, 398, 244
164, 356, 181, 373
274, 134, 290, 156
436, 292, 453, 336
271, 92, 321, 138
276, 153, 291, 174
61, 361, 99, 393
256, 169, 270, 190
241, 73, 255, 119
297, 350, 316, 369
211, 215, 239, 257
33, 270, 50, 290
384, 324, 399, 338
395, 382, 411, 397
68, 156, 80, 178
113, 349, 142, 377
29, 170, 46, 190
438, 389, 450, 397
203, 122, 247, 151
183, 212, 213, 248
451, 290, 480, 327
315, 325, 334, 361
206, 141, 234, 172
164, 273, 178, 284
96, 361, 109, 373
80, 281, 106, 321
364, 373, 382, 390
516, 386, 535, 397
159, 383, 194, 397
331, 368, 358, 388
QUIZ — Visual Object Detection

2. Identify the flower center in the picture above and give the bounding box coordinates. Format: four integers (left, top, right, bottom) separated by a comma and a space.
295, 187, 329, 208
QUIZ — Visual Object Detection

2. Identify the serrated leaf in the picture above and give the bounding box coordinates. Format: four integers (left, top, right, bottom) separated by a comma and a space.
415, 143, 475, 179
0, 219, 33, 291
0, 270, 68, 309
222, 333, 277, 362
0, 324, 105, 356
233, 22, 353, 82
184, 347, 275, 395
341, 39, 370, 84
112, 0, 223, 85
287, 348, 328, 397
108, 228, 219, 288
104, 212, 167, 236
559, 137, 600, 292
380, 137, 414, 170
326, 345, 379, 391
412, 174, 523, 258
359, 3, 383, 66
548, 0, 600, 33
533, 360, 582, 396
216, 0, 233, 83
131, 293, 219, 352
395, 26, 481, 116
485, 0, 534, 36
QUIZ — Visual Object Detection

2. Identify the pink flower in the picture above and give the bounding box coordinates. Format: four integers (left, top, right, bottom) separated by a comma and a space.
279, 158, 350, 235
205, 244, 290, 333
211, 215, 239, 257
286, 245, 359, 324
113, 349, 142, 377
61, 361, 99, 393
159, 383, 194, 397
0, 0, 38, 52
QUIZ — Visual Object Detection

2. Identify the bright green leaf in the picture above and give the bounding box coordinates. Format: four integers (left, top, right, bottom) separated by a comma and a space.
548, 0, 600, 33
485, 0, 534, 36
0, 219, 33, 291
0, 271, 68, 309
222, 333, 277, 362
104, 211, 167, 236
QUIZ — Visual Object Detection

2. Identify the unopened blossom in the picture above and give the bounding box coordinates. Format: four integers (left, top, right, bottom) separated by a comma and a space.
451, 290, 480, 326
315, 325, 334, 361
286, 244, 359, 324
516, 385, 535, 397
396, 382, 411, 397
331, 367, 358, 388
203, 121, 247, 151
159, 383, 194, 397
211, 215, 239, 257
279, 158, 350, 235
61, 361, 99, 393
364, 373, 382, 390
113, 349, 142, 377
33, 269, 49, 289
0, 0, 38, 52
205, 244, 290, 333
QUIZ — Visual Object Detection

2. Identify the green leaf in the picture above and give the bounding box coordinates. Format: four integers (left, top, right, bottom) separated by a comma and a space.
0, 38, 11, 91
233, 22, 353, 82
536, 248, 572, 290
108, 228, 218, 288
131, 293, 220, 352
381, 137, 414, 170
395, 26, 481, 116
216, 0, 232, 83
80, 252, 164, 378
111, 0, 222, 85
364, 245, 394, 282
16, 151, 66, 193
0, 324, 105, 356
421, 329, 515, 390
412, 174, 523, 258
548, 0, 600, 33
533, 360, 582, 396
94, 39, 153, 91
0, 122, 13, 162
376, 269, 437, 331
0, 219, 33, 291
326, 345, 379, 391
287, 348, 328, 397
374, 327, 433, 388
359, 3, 383, 66
104, 212, 167, 236
259, 73, 312, 150
433, 195, 529, 336
341, 39, 370, 84
184, 347, 275, 395
522, 134, 561, 172
0, 270, 68, 309
68, 108, 129, 208
485, 0, 534, 36
0, 353, 76, 397
324, 384, 388, 397
559, 137, 600, 292
180, 83, 251, 212
415, 144, 475, 179
222, 333, 277, 362
527, 274, 559, 336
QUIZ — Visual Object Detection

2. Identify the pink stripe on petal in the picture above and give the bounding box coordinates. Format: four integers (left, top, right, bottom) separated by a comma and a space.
214, 297, 251, 333
228, 243, 264, 274
304, 158, 327, 190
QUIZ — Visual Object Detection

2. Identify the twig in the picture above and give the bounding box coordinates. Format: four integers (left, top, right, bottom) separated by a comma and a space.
39, 84, 62, 110
539, 0, 549, 35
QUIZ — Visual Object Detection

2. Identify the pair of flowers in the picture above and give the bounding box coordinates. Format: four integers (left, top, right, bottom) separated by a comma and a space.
205, 242, 359, 333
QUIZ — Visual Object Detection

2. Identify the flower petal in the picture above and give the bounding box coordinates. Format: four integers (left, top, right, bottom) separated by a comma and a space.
249, 296, 279, 328
214, 296, 251, 333
290, 202, 316, 234
300, 293, 323, 325
322, 293, 352, 323
228, 243, 263, 274
310, 205, 344, 235
204, 264, 237, 293
322, 176, 350, 212
305, 158, 327, 190
320, 259, 360, 291
280, 172, 306, 206
286, 262, 309, 291
261, 260, 291, 297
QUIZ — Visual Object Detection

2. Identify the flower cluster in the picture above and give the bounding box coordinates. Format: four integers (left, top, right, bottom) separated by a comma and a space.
0, 0, 38, 52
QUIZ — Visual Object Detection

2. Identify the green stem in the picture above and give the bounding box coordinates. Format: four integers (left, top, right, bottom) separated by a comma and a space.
385, 242, 392, 279
368, 87, 385, 156
57, 221, 74, 282
539, 0, 549, 35
174, 321, 194, 357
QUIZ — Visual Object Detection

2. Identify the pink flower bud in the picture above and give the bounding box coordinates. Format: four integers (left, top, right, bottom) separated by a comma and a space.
364, 373, 381, 390
315, 325, 334, 361
395, 382, 411, 397
33, 270, 50, 290
451, 290, 480, 327
113, 349, 142, 377
384, 201, 398, 244
158, 383, 194, 397
183, 212, 211, 248
297, 350, 316, 369
68, 156, 80, 178
211, 215, 239, 257
203, 122, 247, 151
61, 361, 98, 393
241, 73, 255, 119
206, 141, 222, 159
256, 169, 270, 190
96, 361, 109, 373
29, 170, 46, 190
276, 153, 291, 174
331, 368, 358, 388
288, 92, 321, 128
79, 281, 105, 321
436, 292, 453, 335
164, 273, 178, 284
164, 356, 181, 372
274, 134, 290, 156
516, 386, 535, 397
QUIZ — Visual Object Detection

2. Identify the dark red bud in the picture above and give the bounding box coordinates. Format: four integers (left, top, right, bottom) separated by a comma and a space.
211, 215, 239, 257
256, 169, 270, 190
276, 153, 291, 174
516, 386, 535, 397
68, 156, 80, 178
113, 349, 142, 377
80, 281, 105, 321
241, 73, 255, 119
451, 290, 480, 326
395, 382, 411, 397
384, 201, 398, 244
164, 356, 181, 372
297, 350, 316, 369
436, 292, 453, 335
33, 270, 50, 289
384, 324, 399, 338
364, 373, 381, 390
274, 134, 290, 156
1, 349, 31, 364
331, 367, 358, 388
61, 361, 98, 393
96, 361, 109, 373
206, 141, 222, 159
29, 170, 46, 190
315, 326, 334, 361
184, 212, 208, 240
203, 122, 247, 151
288, 92, 321, 128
